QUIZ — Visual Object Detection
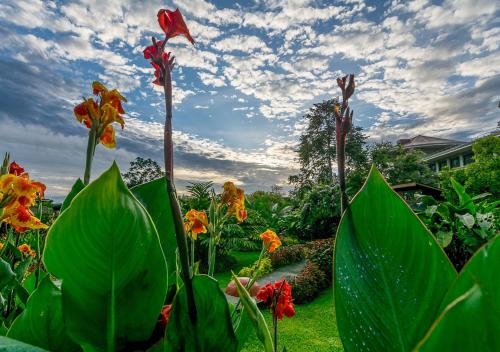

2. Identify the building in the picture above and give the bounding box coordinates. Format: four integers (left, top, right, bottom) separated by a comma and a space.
397, 135, 473, 172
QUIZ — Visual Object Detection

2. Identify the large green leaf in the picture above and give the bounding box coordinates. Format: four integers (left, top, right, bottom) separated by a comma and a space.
60, 178, 85, 213
131, 177, 176, 286
0, 336, 48, 351
417, 235, 500, 351
166, 275, 238, 352
333, 166, 457, 351
7, 277, 81, 352
0, 258, 15, 290
43, 162, 168, 351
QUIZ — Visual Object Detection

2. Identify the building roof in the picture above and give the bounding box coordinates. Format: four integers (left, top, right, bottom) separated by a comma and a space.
397, 135, 466, 149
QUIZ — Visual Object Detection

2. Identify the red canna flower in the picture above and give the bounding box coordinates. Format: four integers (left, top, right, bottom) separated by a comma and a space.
9, 162, 24, 176
256, 279, 295, 320
157, 8, 194, 44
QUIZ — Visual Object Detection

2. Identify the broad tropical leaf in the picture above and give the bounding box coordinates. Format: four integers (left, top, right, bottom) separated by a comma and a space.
7, 277, 81, 352
132, 177, 176, 286
60, 178, 85, 213
416, 235, 500, 351
0, 336, 48, 351
0, 258, 15, 290
333, 166, 457, 351
43, 163, 168, 351
166, 275, 238, 352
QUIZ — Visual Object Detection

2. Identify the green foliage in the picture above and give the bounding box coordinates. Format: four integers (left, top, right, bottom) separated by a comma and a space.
439, 135, 500, 198
370, 142, 437, 186
269, 245, 306, 268
185, 181, 213, 210
334, 167, 457, 351
246, 191, 290, 231
238, 257, 272, 279
43, 163, 168, 351
131, 177, 177, 286
291, 262, 327, 304
416, 235, 500, 351
292, 99, 368, 185
122, 156, 165, 188
166, 275, 238, 352
281, 183, 340, 241
418, 178, 499, 270
7, 277, 81, 352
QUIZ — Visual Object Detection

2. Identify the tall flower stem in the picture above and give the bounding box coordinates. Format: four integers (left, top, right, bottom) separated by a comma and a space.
34, 199, 43, 289
83, 121, 98, 185
336, 119, 348, 213
273, 313, 278, 352
163, 63, 197, 324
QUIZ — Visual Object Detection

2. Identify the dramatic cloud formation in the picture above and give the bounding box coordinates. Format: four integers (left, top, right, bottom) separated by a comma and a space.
0, 0, 498, 200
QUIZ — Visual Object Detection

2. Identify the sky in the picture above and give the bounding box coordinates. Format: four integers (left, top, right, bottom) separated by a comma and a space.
0, 0, 499, 200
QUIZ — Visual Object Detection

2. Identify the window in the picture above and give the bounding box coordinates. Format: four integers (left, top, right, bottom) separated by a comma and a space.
451, 156, 460, 168
429, 163, 437, 172
439, 159, 448, 170
463, 153, 474, 165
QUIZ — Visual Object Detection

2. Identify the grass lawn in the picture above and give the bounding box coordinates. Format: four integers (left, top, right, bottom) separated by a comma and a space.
215, 251, 344, 352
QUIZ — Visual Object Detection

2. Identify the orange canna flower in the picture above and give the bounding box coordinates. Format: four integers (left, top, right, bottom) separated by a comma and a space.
184, 209, 208, 239
17, 243, 31, 253
260, 229, 281, 253
221, 181, 247, 223
73, 81, 127, 149
0, 243, 4, 250
0, 165, 47, 233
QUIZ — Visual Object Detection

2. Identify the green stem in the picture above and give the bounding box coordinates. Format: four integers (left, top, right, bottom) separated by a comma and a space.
163, 63, 197, 325
34, 199, 43, 289
273, 313, 278, 352
190, 236, 195, 277
83, 122, 98, 185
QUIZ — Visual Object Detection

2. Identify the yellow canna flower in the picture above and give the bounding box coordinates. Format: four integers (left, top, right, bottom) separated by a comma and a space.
184, 209, 208, 239
260, 229, 281, 253
221, 182, 247, 223
73, 81, 127, 149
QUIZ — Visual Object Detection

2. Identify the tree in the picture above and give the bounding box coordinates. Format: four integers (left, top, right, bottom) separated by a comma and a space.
370, 142, 437, 186
122, 157, 165, 188
292, 99, 369, 186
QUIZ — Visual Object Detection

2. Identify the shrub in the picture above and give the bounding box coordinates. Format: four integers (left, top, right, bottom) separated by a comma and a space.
238, 257, 272, 279
270, 244, 307, 268
291, 262, 328, 304
307, 238, 334, 282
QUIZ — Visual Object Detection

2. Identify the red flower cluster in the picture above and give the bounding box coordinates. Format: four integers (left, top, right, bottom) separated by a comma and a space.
143, 8, 194, 85
256, 279, 295, 320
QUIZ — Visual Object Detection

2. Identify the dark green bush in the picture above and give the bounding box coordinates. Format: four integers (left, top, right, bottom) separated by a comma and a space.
307, 238, 334, 282
291, 262, 328, 304
270, 244, 306, 268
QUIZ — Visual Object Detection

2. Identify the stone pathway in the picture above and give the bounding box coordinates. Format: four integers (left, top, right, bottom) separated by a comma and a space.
225, 259, 307, 305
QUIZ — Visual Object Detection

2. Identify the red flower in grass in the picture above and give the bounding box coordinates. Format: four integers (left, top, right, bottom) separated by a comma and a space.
157, 8, 194, 44
257, 279, 295, 320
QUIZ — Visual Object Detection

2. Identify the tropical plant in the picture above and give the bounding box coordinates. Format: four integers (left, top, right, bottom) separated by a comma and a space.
418, 178, 499, 270
122, 157, 165, 188
333, 166, 500, 352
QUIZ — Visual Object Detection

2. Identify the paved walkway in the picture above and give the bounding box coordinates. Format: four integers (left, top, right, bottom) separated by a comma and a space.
226, 259, 307, 305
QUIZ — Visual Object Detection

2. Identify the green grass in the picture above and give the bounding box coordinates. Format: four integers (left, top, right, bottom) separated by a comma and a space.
215, 251, 344, 351
240, 287, 343, 352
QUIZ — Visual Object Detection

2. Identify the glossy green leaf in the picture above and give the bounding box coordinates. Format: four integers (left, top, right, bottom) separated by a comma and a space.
0, 336, 48, 351
7, 277, 81, 352
417, 235, 500, 351
333, 166, 457, 351
60, 178, 85, 213
43, 162, 168, 351
231, 273, 273, 352
131, 177, 176, 286
436, 231, 453, 248
166, 275, 238, 352
0, 258, 15, 289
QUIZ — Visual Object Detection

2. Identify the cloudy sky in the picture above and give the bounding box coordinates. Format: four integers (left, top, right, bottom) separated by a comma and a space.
0, 0, 498, 200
